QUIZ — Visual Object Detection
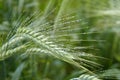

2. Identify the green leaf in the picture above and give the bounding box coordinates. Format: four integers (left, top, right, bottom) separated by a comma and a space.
12, 62, 25, 80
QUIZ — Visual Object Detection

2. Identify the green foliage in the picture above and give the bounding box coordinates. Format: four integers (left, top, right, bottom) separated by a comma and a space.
0, 0, 120, 80
12, 62, 25, 80
100, 68, 120, 80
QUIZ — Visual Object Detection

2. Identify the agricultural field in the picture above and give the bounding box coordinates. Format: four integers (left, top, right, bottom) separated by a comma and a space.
0, 0, 120, 80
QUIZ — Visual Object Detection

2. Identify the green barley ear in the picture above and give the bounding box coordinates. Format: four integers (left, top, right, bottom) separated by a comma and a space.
0, 11, 103, 74
70, 74, 101, 80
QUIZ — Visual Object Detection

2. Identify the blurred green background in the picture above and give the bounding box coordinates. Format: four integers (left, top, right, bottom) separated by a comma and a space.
0, 0, 120, 80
